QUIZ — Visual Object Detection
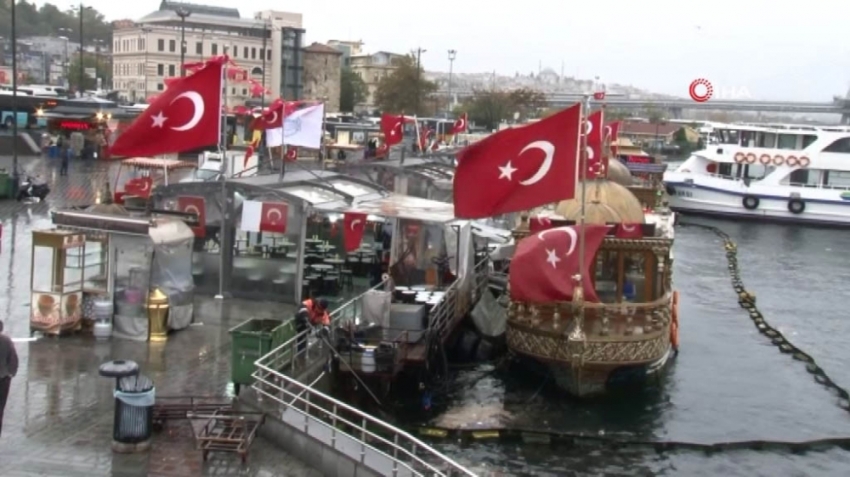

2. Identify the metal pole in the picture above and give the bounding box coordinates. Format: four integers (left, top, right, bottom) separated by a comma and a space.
177, 9, 191, 77
415, 48, 421, 115
571, 94, 591, 342
95, 42, 100, 90
143, 27, 150, 100
447, 49, 456, 116
216, 49, 228, 300
11, 0, 18, 194
78, 4, 84, 95
261, 21, 267, 109
64, 38, 69, 87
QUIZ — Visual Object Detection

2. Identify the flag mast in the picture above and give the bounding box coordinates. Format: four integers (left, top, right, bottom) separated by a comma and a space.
569, 94, 591, 343
215, 51, 229, 300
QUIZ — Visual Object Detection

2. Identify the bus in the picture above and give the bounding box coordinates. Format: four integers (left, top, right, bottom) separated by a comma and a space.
0, 93, 64, 129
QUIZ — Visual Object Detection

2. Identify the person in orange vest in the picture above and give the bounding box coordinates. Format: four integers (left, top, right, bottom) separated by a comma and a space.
295, 298, 329, 352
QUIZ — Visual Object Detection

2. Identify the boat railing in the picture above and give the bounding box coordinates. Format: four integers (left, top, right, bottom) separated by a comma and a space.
255, 280, 390, 379
252, 335, 477, 477
428, 257, 490, 340
511, 293, 673, 341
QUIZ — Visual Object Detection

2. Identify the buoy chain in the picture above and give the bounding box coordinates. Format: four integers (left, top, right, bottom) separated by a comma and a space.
679, 222, 850, 412
416, 425, 850, 453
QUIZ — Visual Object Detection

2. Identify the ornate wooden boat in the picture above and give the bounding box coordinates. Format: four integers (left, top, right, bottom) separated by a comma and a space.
506, 177, 678, 397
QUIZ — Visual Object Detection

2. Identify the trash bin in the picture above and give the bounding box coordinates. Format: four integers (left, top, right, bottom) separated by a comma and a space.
112, 374, 155, 452
229, 318, 295, 395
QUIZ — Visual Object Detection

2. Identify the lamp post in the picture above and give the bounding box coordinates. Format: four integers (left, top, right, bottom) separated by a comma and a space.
58, 28, 72, 88
447, 49, 456, 116
141, 27, 151, 100
11, 0, 18, 194
261, 21, 268, 108
92, 38, 105, 91
414, 47, 426, 115
176, 8, 191, 77
78, 4, 85, 95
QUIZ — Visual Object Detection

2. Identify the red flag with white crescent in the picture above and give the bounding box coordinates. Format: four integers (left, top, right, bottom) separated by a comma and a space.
380, 114, 405, 147
285, 147, 298, 162
343, 212, 368, 252
529, 215, 553, 233
260, 202, 288, 234
584, 110, 604, 179
124, 176, 153, 199
177, 196, 206, 237
606, 121, 621, 157
615, 223, 643, 239
450, 113, 468, 134
509, 224, 609, 303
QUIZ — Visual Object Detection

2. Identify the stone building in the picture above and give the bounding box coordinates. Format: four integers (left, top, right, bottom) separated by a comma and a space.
301, 42, 342, 112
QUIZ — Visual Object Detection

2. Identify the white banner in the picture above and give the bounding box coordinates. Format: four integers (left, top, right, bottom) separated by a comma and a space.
266, 128, 283, 148
283, 103, 324, 149
240, 200, 262, 232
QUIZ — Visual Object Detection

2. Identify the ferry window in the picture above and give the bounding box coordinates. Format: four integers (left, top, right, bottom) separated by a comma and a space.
757, 133, 776, 148
786, 169, 819, 187
741, 131, 755, 147
823, 138, 850, 153
824, 170, 850, 188
718, 163, 732, 177
777, 134, 797, 150
802, 135, 817, 148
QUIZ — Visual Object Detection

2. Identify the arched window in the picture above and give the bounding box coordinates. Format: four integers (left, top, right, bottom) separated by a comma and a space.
251, 67, 263, 76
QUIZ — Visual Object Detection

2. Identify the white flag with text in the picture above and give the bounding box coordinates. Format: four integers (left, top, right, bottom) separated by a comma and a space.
266, 127, 283, 148
283, 103, 324, 149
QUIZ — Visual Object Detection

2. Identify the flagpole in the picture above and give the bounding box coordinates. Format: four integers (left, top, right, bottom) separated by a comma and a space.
570, 94, 591, 342
216, 50, 229, 300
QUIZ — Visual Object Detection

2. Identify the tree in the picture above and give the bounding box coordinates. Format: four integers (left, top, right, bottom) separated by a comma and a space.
68, 54, 111, 92
374, 54, 437, 115
463, 87, 546, 130
0, 1, 111, 45
339, 67, 367, 112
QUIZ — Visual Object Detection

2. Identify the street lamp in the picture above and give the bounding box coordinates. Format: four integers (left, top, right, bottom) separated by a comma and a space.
11, 0, 19, 194
447, 49, 457, 116
414, 47, 426, 115
175, 8, 191, 77
92, 38, 105, 91
141, 27, 152, 100
58, 28, 72, 88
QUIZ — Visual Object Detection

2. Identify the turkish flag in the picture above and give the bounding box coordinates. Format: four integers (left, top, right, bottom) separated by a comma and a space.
343, 212, 368, 252
110, 57, 224, 157
615, 223, 644, 239
251, 99, 284, 130
177, 196, 206, 237
419, 126, 432, 151
381, 114, 405, 147
450, 113, 468, 135
585, 110, 604, 179
453, 103, 582, 219
593, 91, 606, 101
509, 225, 609, 303
124, 176, 153, 199
376, 143, 389, 158
285, 147, 298, 162
529, 215, 554, 233
260, 202, 288, 234
606, 122, 621, 157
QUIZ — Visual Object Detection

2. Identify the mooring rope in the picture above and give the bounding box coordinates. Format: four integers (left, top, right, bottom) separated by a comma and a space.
413, 222, 850, 454
678, 221, 850, 412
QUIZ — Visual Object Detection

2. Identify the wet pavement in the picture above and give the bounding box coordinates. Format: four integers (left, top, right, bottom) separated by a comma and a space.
0, 156, 321, 476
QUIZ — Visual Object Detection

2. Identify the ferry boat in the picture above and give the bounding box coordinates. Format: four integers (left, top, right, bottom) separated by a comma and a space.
506, 161, 678, 396
663, 122, 850, 226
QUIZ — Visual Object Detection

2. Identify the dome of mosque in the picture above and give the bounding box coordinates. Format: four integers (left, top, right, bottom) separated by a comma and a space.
555, 179, 645, 224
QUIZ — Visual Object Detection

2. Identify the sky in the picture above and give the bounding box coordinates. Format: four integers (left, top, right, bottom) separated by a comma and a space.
35, 0, 850, 101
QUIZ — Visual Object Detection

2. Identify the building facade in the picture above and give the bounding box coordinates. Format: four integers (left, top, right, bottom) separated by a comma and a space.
302, 43, 342, 112
111, 1, 304, 106
348, 51, 405, 111
327, 39, 363, 67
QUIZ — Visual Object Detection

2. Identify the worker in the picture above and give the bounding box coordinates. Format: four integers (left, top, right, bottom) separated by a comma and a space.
295, 298, 330, 353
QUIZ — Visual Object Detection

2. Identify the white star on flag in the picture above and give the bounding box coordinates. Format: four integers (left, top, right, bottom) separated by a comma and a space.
151, 111, 167, 128
545, 248, 561, 268
498, 161, 518, 180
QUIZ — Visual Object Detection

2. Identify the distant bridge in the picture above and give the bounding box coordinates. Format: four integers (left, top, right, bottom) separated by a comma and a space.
437, 89, 850, 122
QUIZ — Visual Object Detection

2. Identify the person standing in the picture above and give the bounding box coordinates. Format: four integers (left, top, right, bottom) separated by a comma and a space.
0, 320, 19, 438
60, 144, 71, 176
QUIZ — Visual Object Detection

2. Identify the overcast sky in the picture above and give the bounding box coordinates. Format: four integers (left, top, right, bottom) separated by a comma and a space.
44, 0, 850, 101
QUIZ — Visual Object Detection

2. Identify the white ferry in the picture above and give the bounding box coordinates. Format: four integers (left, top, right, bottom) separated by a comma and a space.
663, 123, 850, 226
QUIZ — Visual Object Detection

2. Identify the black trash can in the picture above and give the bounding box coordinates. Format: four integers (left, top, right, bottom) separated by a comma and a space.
112, 374, 155, 451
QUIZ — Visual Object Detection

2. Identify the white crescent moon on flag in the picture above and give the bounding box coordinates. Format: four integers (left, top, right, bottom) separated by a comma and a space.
584, 119, 594, 135
537, 226, 578, 257
169, 91, 204, 131
518, 140, 555, 186
457, 118, 465, 130
350, 219, 362, 231
604, 125, 612, 139
586, 146, 595, 160
266, 110, 278, 124
184, 204, 200, 215
140, 180, 149, 192
266, 208, 283, 222
622, 224, 636, 232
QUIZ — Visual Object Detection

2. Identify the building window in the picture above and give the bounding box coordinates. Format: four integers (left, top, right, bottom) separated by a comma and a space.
139, 38, 145, 50
157, 83, 164, 91
251, 47, 256, 59
231, 87, 236, 95
243, 46, 248, 58
157, 39, 164, 51
168, 65, 175, 76
168, 39, 175, 52
232, 46, 238, 58
212, 43, 218, 55
157, 64, 164, 76
196, 42, 202, 54
242, 88, 247, 95
267, 49, 271, 61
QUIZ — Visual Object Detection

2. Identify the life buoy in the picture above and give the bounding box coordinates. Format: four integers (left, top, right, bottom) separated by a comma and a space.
788, 198, 805, 214
759, 154, 771, 165
771, 155, 783, 166
798, 156, 811, 168
785, 156, 799, 167
742, 195, 759, 210
734, 152, 746, 163
670, 291, 680, 351
745, 153, 757, 164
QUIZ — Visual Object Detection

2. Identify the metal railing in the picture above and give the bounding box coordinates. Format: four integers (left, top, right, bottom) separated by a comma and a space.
428, 257, 490, 340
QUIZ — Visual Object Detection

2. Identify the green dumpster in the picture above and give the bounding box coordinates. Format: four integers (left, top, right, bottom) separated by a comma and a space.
0, 169, 11, 199
229, 318, 295, 395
